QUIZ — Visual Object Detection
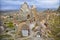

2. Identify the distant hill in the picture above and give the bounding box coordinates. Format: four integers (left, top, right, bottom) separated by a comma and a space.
0, 10, 18, 13
0, 10, 19, 15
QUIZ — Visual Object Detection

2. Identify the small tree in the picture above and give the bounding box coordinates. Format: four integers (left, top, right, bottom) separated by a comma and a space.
57, 6, 60, 13
5, 21, 14, 29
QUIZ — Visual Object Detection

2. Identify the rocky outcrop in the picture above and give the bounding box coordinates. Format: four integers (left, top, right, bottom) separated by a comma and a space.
19, 2, 33, 21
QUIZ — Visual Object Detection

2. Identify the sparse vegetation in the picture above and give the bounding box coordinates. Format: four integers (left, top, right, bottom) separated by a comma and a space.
47, 11, 60, 40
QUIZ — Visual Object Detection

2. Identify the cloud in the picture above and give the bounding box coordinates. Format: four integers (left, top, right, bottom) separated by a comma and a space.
35, 0, 59, 8
36, 0, 59, 2
36, 0, 59, 5
1, 0, 35, 6
1, 0, 59, 10
1, 0, 23, 5
1, 6, 20, 10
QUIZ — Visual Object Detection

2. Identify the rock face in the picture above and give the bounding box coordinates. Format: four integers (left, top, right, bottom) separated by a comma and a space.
16, 2, 40, 38
16, 22, 30, 37
19, 2, 33, 21
15, 2, 55, 40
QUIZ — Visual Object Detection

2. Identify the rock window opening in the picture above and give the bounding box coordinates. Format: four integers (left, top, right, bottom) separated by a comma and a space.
27, 14, 30, 19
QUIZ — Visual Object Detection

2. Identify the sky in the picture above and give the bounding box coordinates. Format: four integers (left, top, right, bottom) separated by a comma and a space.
0, 0, 60, 11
